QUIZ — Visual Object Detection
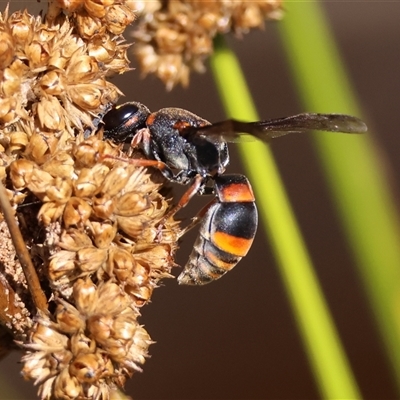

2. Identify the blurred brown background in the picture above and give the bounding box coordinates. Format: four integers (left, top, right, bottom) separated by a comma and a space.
1, 1, 400, 399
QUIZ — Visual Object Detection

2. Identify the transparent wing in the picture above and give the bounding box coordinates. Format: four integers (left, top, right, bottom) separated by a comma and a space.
195, 113, 367, 143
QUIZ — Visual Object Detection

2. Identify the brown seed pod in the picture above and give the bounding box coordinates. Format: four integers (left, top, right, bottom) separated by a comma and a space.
9, 159, 36, 190
69, 352, 111, 384
52, 368, 81, 399
1, 65, 22, 97
88, 220, 117, 249
55, 300, 86, 334
48, 250, 77, 282
63, 196, 92, 227
76, 247, 108, 274
42, 152, 75, 179
38, 202, 67, 226
58, 229, 93, 252
92, 193, 118, 220
114, 192, 150, 217
39, 70, 66, 96
36, 96, 66, 132
0, 29, 15, 70
74, 164, 110, 198
55, 0, 86, 13
0, 97, 17, 124
75, 10, 105, 38
68, 83, 103, 110
45, 176, 73, 203
7, 9, 35, 45
105, 4, 135, 35
106, 247, 137, 283
8, 131, 29, 153
84, 0, 112, 19
26, 167, 55, 198
72, 278, 98, 315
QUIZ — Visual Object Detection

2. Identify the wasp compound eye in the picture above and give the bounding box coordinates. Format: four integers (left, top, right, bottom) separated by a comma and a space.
103, 102, 150, 143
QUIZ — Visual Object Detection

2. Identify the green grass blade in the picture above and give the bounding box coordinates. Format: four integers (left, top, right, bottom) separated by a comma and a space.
278, 1, 400, 392
210, 34, 361, 400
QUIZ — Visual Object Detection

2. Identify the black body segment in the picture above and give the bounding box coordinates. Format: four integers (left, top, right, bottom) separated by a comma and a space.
103, 101, 150, 142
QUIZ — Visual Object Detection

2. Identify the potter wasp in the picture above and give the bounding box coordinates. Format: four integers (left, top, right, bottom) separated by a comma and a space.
101, 102, 366, 285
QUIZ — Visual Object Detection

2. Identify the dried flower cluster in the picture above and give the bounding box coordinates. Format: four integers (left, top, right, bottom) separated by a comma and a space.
12, 133, 179, 399
50, 0, 136, 38
0, 3, 179, 399
21, 280, 154, 399
131, 0, 283, 89
0, 1, 135, 135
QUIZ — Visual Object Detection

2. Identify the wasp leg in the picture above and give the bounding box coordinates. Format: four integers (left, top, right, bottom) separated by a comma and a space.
155, 174, 204, 240
178, 197, 218, 239
98, 154, 178, 182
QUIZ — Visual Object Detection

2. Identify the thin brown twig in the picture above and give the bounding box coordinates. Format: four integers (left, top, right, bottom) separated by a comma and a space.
0, 181, 48, 315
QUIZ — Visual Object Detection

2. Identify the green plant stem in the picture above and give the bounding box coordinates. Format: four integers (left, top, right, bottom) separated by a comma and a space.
278, 1, 400, 393
210, 34, 361, 400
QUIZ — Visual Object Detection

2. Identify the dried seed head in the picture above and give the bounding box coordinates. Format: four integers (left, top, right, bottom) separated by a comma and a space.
6, 117, 163, 400
8, 9, 35, 45
21, 279, 154, 398
0, 28, 15, 70
132, 0, 283, 89
15, 133, 179, 397
53, 0, 135, 42
1, 4, 182, 399
0, 9, 124, 137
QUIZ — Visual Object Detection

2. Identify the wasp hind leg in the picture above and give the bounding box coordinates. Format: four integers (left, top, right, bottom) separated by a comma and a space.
178, 197, 218, 239
155, 174, 205, 240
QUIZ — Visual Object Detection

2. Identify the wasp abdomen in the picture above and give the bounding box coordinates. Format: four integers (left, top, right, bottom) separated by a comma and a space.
178, 235, 242, 285
178, 175, 257, 285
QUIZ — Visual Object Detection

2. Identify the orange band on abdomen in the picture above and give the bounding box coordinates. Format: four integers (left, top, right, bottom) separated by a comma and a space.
219, 182, 255, 203
213, 231, 253, 257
